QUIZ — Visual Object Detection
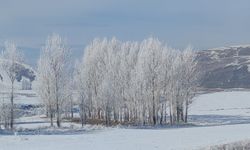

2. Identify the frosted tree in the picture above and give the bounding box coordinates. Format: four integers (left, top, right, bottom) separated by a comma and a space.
136, 38, 164, 125
37, 33, 71, 127
119, 42, 140, 123
79, 38, 105, 121
74, 60, 87, 126
181, 46, 198, 122
1, 41, 23, 129
37, 48, 54, 126
61, 78, 75, 120
163, 46, 198, 124
159, 46, 176, 124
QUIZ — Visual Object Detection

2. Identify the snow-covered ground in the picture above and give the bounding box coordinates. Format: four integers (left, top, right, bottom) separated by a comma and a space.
1, 124, 250, 150
188, 91, 250, 126
1, 90, 250, 150
190, 91, 250, 116
0, 90, 40, 105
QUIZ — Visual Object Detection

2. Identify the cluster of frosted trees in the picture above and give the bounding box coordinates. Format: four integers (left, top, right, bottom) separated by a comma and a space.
0, 34, 198, 129
75, 37, 198, 126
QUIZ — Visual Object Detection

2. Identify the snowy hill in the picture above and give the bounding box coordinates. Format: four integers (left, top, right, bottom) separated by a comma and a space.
197, 45, 250, 88
0, 59, 36, 91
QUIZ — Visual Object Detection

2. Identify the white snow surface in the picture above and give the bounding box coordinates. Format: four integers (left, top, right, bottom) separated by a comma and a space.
1, 91, 250, 150
1, 124, 250, 150
0, 90, 41, 105
190, 91, 250, 116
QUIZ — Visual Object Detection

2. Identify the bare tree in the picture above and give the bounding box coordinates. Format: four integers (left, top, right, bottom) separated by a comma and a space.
1, 41, 23, 129
181, 46, 199, 123
37, 34, 71, 127
37, 49, 54, 126
136, 38, 163, 125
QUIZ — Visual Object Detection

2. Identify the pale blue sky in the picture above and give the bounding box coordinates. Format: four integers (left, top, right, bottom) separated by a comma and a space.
1, 0, 250, 64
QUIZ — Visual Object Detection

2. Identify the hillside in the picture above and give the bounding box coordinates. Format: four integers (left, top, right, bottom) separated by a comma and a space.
0, 60, 36, 91
197, 45, 250, 89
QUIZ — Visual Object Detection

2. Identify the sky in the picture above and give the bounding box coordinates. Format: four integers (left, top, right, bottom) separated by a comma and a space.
1, 0, 250, 65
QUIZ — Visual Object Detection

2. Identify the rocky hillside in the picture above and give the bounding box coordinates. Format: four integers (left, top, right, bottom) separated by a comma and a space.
197, 45, 250, 89
0, 60, 36, 90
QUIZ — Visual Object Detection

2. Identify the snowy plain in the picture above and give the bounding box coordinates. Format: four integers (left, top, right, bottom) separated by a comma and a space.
1, 90, 250, 150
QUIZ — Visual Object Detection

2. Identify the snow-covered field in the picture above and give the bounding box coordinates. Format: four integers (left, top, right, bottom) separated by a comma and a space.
1, 90, 250, 150
191, 91, 250, 116
2, 124, 250, 150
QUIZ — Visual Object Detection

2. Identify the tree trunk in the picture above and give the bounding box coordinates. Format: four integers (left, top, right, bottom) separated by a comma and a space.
160, 104, 164, 125
55, 75, 60, 128
177, 106, 180, 123
152, 101, 156, 125
184, 98, 188, 123
50, 112, 53, 127
70, 98, 74, 121
169, 102, 172, 125
56, 101, 60, 127
10, 82, 14, 129
49, 105, 53, 127
80, 97, 85, 127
